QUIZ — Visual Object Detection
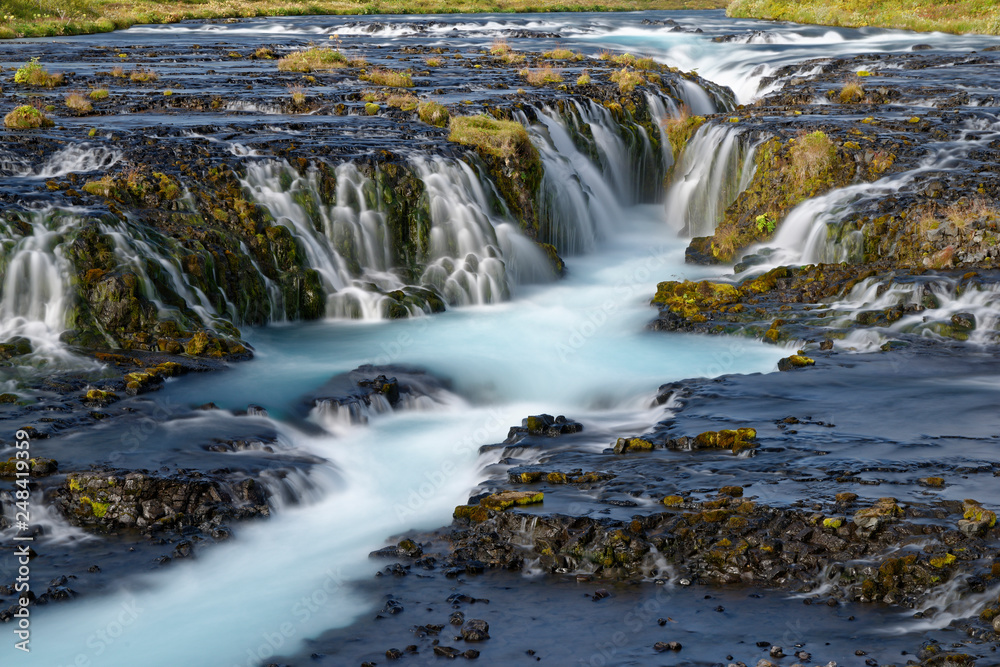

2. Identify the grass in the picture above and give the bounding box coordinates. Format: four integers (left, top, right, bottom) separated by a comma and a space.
361, 68, 414, 87
425, 57, 442, 67
609, 67, 644, 93
65, 91, 93, 113
727, 0, 1000, 35
542, 48, 584, 61
289, 84, 306, 106
13, 58, 64, 87
129, 67, 158, 82
386, 93, 418, 110
89, 87, 108, 100
838, 79, 864, 104
448, 114, 532, 159
489, 38, 525, 64
789, 130, 836, 188
663, 105, 706, 156
277, 47, 349, 72
4, 105, 54, 129
0, 0, 726, 39
417, 100, 449, 127
519, 65, 562, 86
576, 72, 590, 85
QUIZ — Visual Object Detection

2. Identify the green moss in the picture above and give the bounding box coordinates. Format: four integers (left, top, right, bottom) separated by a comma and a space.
417, 100, 449, 127
823, 517, 843, 529
929, 553, 957, 568
4, 105, 54, 129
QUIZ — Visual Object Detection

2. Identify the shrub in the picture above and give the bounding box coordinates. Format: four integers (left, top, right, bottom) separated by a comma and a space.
790, 131, 837, 187
519, 66, 562, 86
110, 66, 125, 78
448, 115, 532, 159
489, 38, 511, 56
362, 68, 414, 87
64, 92, 93, 113
839, 79, 864, 104
278, 48, 348, 72
610, 68, 644, 93
663, 106, 706, 156
386, 93, 418, 111
14, 58, 63, 87
129, 68, 158, 83
542, 48, 583, 61
4, 105, 54, 129
254, 47, 276, 59
417, 100, 449, 127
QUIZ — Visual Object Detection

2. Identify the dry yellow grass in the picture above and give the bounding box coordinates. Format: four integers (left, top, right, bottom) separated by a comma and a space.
449, 114, 533, 159
838, 79, 864, 104
278, 47, 349, 72
610, 67, 644, 93
519, 66, 562, 86
362, 68, 414, 88
65, 91, 93, 113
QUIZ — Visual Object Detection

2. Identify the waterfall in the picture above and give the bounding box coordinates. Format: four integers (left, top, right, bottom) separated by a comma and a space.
664, 124, 759, 238
97, 216, 227, 329
242, 160, 411, 320
0, 210, 76, 354
412, 156, 553, 306
526, 109, 623, 255
769, 140, 977, 266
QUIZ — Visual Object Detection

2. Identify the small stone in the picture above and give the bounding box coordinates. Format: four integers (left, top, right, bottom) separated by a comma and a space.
386, 648, 403, 659
993, 615, 1000, 633
449, 611, 464, 625
461, 619, 489, 642
653, 641, 682, 652
463, 649, 480, 659
434, 646, 461, 658
769, 646, 784, 658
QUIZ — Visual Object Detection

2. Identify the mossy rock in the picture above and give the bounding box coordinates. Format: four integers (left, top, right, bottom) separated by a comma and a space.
0, 457, 57, 477
777, 355, 815, 371
613, 437, 654, 454
480, 491, 544, 511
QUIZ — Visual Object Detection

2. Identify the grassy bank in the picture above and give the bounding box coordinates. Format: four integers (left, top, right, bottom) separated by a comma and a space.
727, 0, 1000, 35
0, 0, 725, 39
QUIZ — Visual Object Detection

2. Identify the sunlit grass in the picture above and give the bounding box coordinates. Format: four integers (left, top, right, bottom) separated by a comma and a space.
728, 0, 1000, 35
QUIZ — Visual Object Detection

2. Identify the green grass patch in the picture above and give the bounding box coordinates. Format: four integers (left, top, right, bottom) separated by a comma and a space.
417, 100, 449, 127
609, 67, 644, 93
519, 65, 562, 86
727, 0, 1000, 35
4, 105, 54, 129
361, 68, 413, 87
277, 47, 349, 72
14, 58, 64, 87
448, 114, 532, 159
88, 87, 108, 100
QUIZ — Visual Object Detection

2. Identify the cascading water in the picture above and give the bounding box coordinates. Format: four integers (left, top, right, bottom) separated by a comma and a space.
242, 160, 411, 320
0, 210, 77, 357
411, 156, 551, 305
664, 124, 759, 237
